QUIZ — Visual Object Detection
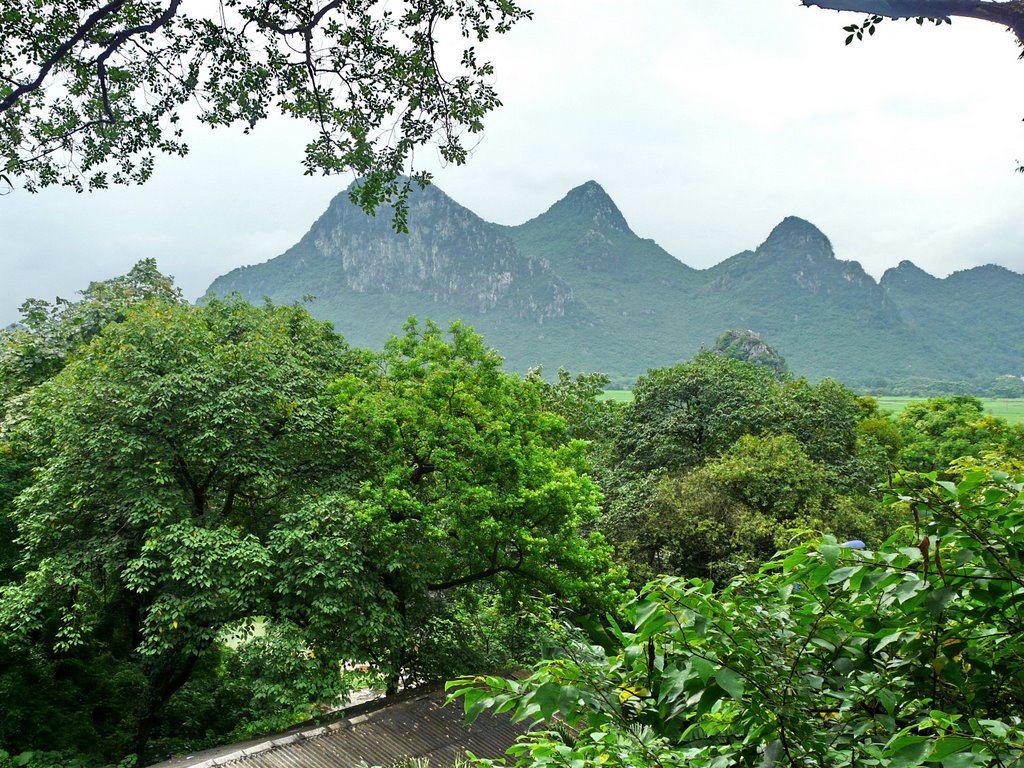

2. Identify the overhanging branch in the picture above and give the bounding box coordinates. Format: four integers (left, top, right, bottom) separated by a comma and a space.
0, 0, 130, 113
801, 0, 1024, 45
1, 0, 184, 117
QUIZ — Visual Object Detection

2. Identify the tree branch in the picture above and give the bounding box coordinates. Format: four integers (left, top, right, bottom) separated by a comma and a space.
426, 562, 519, 590
94, 0, 184, 70
1, 0, 184, 118
256, 0, 349, 37
801, 0, 1024, 45
428, 541, 526, 590
0, 0, 129, 113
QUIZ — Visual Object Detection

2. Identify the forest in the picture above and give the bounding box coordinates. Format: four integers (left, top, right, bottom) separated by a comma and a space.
2, 261, 1024, 768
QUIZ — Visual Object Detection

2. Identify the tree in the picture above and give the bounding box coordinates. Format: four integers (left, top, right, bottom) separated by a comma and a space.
895, 396, 1024, 472
270, 320, 626, 694
801, 1, 1024, 51
613, 352, 783, 476
526, 368, 624, 446
0, 306, 624, 761
0, 0, 529, 220
452, 463, 1024, 768
0, 296, 355, 757
0, 259, 183, 408
621, 433, 895, 583
637, 434, 830, 581
600, 354, 890, 585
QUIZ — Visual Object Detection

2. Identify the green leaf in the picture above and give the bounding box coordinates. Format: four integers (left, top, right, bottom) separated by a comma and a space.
886, 735, 931, 768
940, 752, 988, 768
927, 737, 975, 761
531, 681, 564, 720
821, 543, 841, 567
691, 656, 715, 682
875, 631, 903, 653
715, 667, 744, 700
977, 719, 1009, 738
826, 565, 860, 585
926, 586, 957, 618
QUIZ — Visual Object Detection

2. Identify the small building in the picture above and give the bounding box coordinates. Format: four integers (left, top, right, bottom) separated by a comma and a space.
147, 687, 524, 768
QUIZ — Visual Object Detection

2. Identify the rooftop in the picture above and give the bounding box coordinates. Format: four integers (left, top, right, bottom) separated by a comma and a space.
147, 687, 524, 768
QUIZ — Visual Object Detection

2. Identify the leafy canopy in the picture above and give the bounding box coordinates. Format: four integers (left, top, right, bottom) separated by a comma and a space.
894, 396, 1024, 472
0, 259, 183, 406
453, 464, 1024, 768
0, 287, 623, 759
0, 0, 529, 220
600, 352, 890, 583
272, 320, 626, 690
0, 295, 355, 755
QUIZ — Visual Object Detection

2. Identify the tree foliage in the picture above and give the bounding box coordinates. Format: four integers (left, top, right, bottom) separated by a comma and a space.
270, 320, 625, 692
0, 277, 621, 761
601, 353, 892, 583
0, 259, 183, 407
453, 464, 1024, 768
801, 1, 1024, 51
0, 0, 529, 218
613, 352, 784, 476
893, 396, 1024, 472
1, 296, 354, 754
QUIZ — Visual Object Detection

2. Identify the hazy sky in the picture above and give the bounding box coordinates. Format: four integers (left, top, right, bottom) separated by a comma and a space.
2, 0, 1023, 325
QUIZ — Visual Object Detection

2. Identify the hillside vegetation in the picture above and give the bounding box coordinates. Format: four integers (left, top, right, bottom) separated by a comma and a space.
6, 266, 1024, 768
603, 391, 1024, 425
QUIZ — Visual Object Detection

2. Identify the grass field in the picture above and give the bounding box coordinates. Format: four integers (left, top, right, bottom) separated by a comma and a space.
875, 397, 1024, 424
599, 389, 634, 402
602, 391, 1024, 425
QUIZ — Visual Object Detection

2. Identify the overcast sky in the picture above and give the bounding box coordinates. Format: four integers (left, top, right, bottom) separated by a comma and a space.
2, 0, 1023, 325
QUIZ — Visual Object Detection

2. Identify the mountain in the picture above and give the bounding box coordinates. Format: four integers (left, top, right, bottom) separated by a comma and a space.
697, 218, 954, 384
211, 183, 579, 319
206, 181, 1024, 392
209, 185, 582, 363
508, 182, 695, 316
881, 262, 1024, 382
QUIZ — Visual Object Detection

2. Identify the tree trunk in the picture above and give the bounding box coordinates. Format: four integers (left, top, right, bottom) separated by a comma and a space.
384, 590, 408, 697
132, 651, 201, 759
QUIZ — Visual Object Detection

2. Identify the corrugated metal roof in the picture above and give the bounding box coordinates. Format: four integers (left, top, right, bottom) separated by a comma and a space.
149, 688, 525, 768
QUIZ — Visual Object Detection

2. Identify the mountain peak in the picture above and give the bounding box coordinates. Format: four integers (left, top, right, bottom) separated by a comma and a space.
881, 260, 935, 287
762, 216, 833, 255
542, 180, 632, 234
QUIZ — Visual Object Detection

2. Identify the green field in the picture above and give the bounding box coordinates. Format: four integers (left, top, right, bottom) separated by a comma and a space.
875, 397, 1024, 424
603, 391, 1024, 425
599, 389, 635, 402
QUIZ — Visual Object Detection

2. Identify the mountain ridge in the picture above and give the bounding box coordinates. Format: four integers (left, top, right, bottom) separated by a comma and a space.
206, 181, 1024, 392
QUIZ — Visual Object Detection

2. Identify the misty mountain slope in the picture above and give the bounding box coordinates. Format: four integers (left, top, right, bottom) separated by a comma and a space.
206, 181, 1024, 390
501, 181, 721, 374
882, 261, 1024, 380
507, 182, 700, 324
695, 217, 956, 381
208, 184, 581, 350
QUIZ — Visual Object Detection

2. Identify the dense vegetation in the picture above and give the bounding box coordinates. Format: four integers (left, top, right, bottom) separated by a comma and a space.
208, 181, 1024, 395
0, 264, 621, 765
3, 263, 1024, 767
452, 465, 1024, 768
